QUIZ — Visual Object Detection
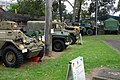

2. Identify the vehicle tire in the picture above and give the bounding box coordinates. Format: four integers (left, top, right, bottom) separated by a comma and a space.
104, 30, 108, 34
2, 46, 23, 68
116, 30, 119, 35
53, 40, 65, 52
86, 29, 93, 36
37, 49, 44, 59
69, 35, 76, 44
65, 45, 68, 49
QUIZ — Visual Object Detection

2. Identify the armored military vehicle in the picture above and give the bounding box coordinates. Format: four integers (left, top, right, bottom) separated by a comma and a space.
25, 21, 70, 52
0, 21, 44, 68
52, 21, 80, 44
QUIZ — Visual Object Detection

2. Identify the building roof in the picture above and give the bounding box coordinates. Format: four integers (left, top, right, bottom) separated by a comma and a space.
105, 18, 118, 22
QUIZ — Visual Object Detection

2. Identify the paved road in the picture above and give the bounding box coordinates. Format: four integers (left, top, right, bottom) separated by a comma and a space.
105, 40, 120, 52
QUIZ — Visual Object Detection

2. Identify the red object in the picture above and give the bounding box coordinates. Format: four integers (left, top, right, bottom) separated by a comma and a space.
31, 57, 40, 62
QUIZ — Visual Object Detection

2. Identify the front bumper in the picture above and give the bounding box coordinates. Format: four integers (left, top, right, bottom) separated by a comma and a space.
65, 36, 71, 45
65, 42, 70, 45
21, 46, 44, 58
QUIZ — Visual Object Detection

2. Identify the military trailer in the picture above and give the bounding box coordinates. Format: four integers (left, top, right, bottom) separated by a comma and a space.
104, 18, 119, 34
25, 21, 70, 52
52, 21, 80, 44
0, 21, 44, 68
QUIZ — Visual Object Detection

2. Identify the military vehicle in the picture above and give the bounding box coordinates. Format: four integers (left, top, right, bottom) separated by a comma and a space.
51, 31, 70, 52
25, 21, 70, 52
0, 21, 44, 68
104, 18, 119, 34
72, 21, 99, 35
52, 21, 80, 44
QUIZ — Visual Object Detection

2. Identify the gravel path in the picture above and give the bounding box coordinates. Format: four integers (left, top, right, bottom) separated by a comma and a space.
105, 40, 120, 52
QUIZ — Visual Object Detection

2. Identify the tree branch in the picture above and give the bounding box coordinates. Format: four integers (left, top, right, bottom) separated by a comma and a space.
66, 0, 74, 8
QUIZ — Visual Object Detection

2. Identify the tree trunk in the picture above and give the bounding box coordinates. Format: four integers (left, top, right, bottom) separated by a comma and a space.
77, 0, 82, 22
59, 0, 62, 22
45, 0, 53, 55
72, 0, 76, 22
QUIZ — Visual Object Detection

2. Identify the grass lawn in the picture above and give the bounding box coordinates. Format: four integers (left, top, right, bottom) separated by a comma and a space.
0, 35, 120, 80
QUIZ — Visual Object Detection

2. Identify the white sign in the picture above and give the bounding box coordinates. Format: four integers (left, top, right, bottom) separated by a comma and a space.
51, 29, 54, 33
39, 35, 45, 42
66, 56, 85, 80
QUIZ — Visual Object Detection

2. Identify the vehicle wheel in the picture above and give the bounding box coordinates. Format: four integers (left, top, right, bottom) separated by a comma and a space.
65, 45, 68, 49
37, 49, 44, 59
86, 29, 93, 36
104, 30, 108, 34
2, 46, 23, 68
53, 40, 65, 52
69, 35, 76, 44
116, 31, 119, 34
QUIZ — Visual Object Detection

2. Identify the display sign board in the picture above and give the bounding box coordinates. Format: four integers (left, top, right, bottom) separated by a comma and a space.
77, 33, 83, 45
66, 56, 85, 80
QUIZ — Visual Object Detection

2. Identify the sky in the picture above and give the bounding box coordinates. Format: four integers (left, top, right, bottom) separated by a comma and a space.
0, 0, 17, 3
64, 0, 120, 16
1, 0, 120, 16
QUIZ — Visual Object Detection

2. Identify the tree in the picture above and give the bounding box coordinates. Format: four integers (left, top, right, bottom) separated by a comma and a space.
72, 0, 77, 22
76, 0, 84, 22
52, 1, 58, 19
10, 0, 45, 17
59, 0, 62, 22
52, 0, 66, 21
88, 2, 95, 15
88, 0, 116, 21
117, 0, 120, 11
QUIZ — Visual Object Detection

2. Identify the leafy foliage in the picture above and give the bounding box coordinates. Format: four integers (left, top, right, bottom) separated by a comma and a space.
10, 0, 45, 17
52, 0, 66, 20
88, 0, 116, 21
117, 0, 120, 11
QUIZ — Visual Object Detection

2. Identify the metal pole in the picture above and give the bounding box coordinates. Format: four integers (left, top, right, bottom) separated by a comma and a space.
45, 0, 53, 55
95, 0, 98, 37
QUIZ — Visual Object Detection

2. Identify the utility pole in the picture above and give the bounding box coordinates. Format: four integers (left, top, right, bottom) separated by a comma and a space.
45, 0, 53, 55
95, 0, 98, 37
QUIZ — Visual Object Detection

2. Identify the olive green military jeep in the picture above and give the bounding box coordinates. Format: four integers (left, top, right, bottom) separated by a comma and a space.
52, 21, 80, 44
0, 21, 44, 68
25, 21, 70, 52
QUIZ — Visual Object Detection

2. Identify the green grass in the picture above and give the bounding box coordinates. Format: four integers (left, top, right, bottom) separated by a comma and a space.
0, 35, 120, 80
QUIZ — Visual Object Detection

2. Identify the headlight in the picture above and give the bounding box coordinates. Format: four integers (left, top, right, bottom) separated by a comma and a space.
14, 24, 17, 28
23, 39, 27, 43
19, 44, 25, 49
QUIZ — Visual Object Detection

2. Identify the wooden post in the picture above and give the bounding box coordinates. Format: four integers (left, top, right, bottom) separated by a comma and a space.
45, 0, 53, 55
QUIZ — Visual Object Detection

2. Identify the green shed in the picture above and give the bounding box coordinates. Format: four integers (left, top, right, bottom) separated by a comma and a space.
104, 18, 119, 31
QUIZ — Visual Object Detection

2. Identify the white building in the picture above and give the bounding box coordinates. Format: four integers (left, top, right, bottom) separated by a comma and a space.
0, 0, 16, 10
0, 1, 11, 10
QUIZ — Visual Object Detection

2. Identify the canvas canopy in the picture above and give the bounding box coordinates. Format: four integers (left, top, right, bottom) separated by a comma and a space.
104, 18, 119, 31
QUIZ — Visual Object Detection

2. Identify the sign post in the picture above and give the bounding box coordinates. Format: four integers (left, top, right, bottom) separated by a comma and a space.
66, 56, 85, 80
